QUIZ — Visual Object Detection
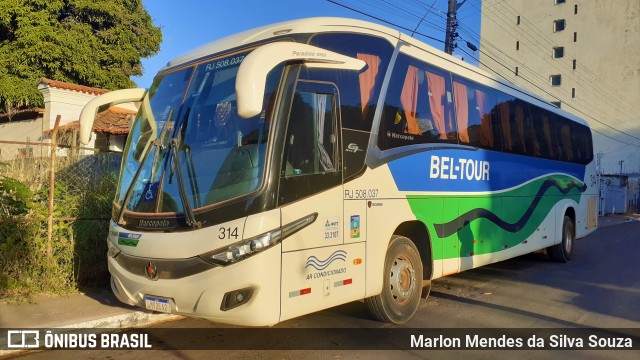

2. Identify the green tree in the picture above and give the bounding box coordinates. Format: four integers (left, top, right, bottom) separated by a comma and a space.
0, 0, 161, 113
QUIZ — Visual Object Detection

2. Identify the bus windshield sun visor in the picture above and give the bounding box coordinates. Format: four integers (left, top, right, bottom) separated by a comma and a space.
235, 42, 367, 118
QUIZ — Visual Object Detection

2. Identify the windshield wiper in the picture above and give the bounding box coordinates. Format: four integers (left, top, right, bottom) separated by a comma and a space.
183, 144, 201, 208
116, 110, 174, 227
116, 145, 153, 227
150, 109, 174, 180
170, 128, 202, 228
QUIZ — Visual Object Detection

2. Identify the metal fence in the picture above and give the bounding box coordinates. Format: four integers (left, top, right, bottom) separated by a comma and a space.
0, 123, 122, 294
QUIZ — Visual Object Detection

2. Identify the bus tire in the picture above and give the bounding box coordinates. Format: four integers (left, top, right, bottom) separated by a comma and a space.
366, 235, 423, 324
548, 216, 574, 262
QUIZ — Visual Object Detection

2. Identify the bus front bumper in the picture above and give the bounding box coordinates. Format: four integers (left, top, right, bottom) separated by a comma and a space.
108, 244, 282, 326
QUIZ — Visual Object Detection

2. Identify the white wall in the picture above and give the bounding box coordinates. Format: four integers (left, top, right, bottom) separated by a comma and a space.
38, 85, 100, 130
0, 118, 45, 160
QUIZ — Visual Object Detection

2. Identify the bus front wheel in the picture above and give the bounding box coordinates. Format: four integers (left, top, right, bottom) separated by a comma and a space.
548, 215, 574, 262
366, 235, 423, 324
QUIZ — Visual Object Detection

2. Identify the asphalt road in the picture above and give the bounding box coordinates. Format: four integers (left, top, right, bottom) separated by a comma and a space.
15, 221, 640, 359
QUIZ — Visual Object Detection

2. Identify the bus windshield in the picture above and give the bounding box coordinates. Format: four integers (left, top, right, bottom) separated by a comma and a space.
116, 50, 283, 215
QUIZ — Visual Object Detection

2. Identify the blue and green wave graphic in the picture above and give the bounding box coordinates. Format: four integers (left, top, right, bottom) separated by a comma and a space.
405, 175, 586, 260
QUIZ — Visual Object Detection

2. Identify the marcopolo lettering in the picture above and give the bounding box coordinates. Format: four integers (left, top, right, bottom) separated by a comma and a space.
138, 219, 171, 228
430, 155, 490, 181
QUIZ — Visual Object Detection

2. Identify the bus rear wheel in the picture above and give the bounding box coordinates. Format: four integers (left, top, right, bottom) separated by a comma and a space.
548, 215, 574, 262
366, 235, 423, 324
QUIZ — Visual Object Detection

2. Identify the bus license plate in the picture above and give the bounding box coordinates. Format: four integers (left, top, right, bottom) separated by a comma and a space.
144, 295, 171, 313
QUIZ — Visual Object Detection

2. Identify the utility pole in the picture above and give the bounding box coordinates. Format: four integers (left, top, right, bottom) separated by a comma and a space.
444, 0, 466, 54
597, 152, 604, 216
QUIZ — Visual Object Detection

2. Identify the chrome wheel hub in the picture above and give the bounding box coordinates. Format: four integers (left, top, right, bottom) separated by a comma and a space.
389, 256, 416, 304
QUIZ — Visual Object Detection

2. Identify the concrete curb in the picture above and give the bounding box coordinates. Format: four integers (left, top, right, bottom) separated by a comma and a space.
59, 311, 184, 329
0, 312, 184, 358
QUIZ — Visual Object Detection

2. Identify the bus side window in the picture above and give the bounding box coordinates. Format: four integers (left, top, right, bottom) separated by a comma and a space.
574, 122, 593, 164
453, 78, 501, 151
542, 115, 554, 159
532, 109, 559, 161
284, 93, 336, 176
378, 53, 456, 150
278, 81, 342, 205
308, 33, 394, 132
517, 101, 535, 156
558, 118, 575, 162
497, 96, 534, 156
283, 83, 338, 177
306, 34, 394, 181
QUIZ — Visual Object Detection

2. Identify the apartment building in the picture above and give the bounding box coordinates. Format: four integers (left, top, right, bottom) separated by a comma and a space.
479, 0, 640, 176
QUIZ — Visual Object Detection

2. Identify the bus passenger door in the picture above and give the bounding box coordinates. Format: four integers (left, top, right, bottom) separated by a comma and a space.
278, 81, 365, 321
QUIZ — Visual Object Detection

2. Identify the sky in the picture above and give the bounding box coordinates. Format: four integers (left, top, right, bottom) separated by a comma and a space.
132, 0, 482, 87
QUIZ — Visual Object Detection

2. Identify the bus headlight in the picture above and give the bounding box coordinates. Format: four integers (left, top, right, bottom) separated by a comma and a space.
198, 213, 317, 266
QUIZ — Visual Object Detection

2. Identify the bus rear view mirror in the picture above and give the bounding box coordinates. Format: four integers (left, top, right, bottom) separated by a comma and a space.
235, 42, 366, 119
79, 88, 147, 144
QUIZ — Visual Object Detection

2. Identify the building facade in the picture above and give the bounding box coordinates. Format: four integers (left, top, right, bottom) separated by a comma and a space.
479, 0, 640, 176
0, 79, 137, 161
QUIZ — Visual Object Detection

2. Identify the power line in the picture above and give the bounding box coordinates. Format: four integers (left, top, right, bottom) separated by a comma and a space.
327, 0, 640, 147
326, 0, 445, 43
458, 44, 640, 147
339, 0, 445, 33
411, 0, 438, 36
350, 0, 441, 31
602, 143, 634, 155
459, 30, 640, 144
468, 0, 640, 122
365, 0, 447, 33
460, 4, 640, 135
458, 0, 499, 20
497, 0, 639, 113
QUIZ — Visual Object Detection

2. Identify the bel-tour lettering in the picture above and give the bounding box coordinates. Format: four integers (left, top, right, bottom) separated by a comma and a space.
430, 155, 490, 181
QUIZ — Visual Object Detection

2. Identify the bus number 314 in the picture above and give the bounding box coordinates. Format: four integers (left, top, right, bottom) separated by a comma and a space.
218, 227, 239, 240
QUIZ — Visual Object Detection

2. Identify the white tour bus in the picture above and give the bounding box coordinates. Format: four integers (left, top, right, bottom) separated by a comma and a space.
80, 17, 597, 326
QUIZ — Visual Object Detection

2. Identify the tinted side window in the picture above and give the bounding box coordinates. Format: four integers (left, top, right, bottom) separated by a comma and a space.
279, 81, 342, 205
308, 33, 394, 132
532, 109, 558, 160
557, 117, 575, 162
574, 122, 593, 164
498, 95, 534, 156
378, 53, 457, 150
453, 77, 502, 151
284, 91, 338, 176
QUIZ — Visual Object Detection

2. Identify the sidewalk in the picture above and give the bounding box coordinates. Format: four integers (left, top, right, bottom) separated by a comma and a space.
598, 213, 640, 227
0, 287, 182, 357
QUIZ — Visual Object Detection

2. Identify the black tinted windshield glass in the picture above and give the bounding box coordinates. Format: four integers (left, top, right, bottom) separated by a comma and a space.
116, 68, 193, 210
117, 50, 283, 214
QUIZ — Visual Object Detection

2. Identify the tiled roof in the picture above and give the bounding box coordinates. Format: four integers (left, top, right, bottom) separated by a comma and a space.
40, 78, 110, 95
52, 107, 137, 135
93, 107, 136, 135
0, 108, 45, 123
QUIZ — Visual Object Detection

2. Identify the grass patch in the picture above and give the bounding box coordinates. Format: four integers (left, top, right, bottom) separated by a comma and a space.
0, 153, 119, 301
